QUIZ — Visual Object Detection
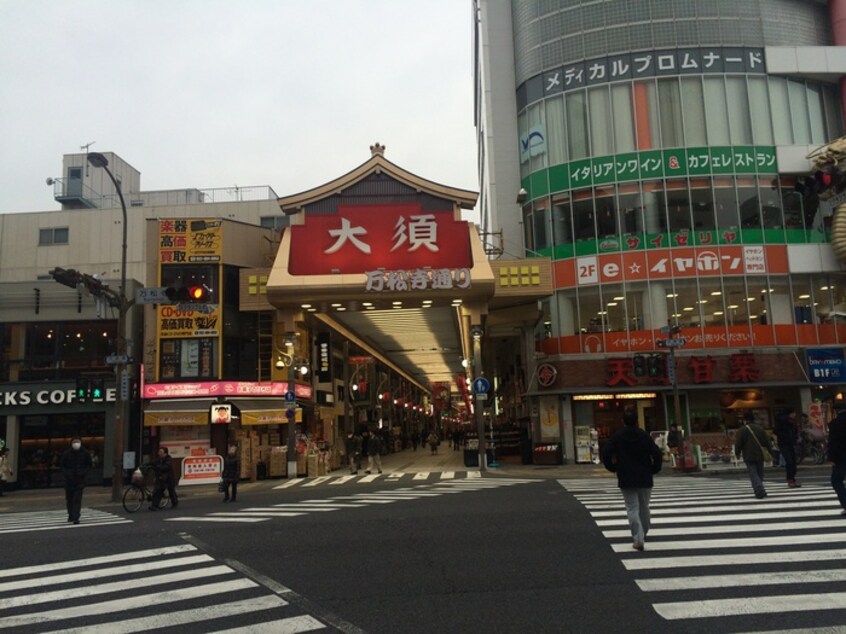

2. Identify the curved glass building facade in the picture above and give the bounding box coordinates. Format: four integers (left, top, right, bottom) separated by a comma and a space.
475, 0, 846, 464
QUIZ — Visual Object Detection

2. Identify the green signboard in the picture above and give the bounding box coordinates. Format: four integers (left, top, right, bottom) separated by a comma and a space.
522, 145, 778, 199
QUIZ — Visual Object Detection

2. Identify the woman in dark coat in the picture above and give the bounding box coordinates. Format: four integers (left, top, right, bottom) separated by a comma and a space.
222, 445, 240, 502
601, 409, 663, 551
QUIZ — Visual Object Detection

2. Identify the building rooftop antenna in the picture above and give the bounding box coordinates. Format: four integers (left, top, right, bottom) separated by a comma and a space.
81, 141, 96, 176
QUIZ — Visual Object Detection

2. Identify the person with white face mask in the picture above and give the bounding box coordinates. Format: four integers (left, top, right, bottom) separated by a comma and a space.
60, 437, 92, 524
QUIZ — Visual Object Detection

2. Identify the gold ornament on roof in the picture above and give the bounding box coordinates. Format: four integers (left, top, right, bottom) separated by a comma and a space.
370, 142, 386, 157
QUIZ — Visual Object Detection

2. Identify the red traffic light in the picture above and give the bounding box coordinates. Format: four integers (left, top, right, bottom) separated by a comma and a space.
164, 285, 209, 303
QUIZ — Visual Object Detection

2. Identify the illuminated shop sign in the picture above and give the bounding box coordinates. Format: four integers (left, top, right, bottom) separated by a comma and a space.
573, 393, 657, 401
143, 380, 313, 400
0, 388, 117, 407
560, 245, 788, 287
364, 268, 471, 292
807, 348, 846, 384
289, 204, 472, 276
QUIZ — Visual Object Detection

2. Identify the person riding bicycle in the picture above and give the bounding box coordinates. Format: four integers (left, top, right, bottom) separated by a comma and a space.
150, 447, 178, 510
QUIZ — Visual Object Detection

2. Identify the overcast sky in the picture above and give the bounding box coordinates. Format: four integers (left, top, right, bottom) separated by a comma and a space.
0, 1, 478, 217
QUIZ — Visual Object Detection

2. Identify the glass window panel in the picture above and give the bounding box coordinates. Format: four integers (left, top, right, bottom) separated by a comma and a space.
601, 284, 627, 332
578, 287, 607, 336
699, 279, 726, 328
737, 178, 761, 228
573, 189, 596, 241
726, 77, 752, 144
523, 207, 534, 252
690, 178, 715, 230
545, 95, 567, 165
768, 77, 793, 145
518, 111, 530, 178
618, 184, 643, 236
589, 86, 613, 156
611, 83, 636, 153
633, 80, 660, 149
658, 78, 684, 147
780, 178, 804, 229
714, 178, 738, 230
566, 90, 589, 159
704, 77, 730, 145
680, 77, 707, 146
807, 83, 826, 144
791, 275, 816, 325
748, 76, 773, 145
625, 284, 644, 332
724, 279, 752, 328
663, 180, 691, 232
673, 280, 703, 330
823, 84, 843, 140
818, 276, 846, 326
528, 102, 547, 172
760, 178, 783, 229
38, 229, 52, 246
552, 197, 572, 245
641, 181, 663, 234
534, 204, 550, 250
788, 80, 811, 144
53, 227, 69, 244
594, 187, 618, 237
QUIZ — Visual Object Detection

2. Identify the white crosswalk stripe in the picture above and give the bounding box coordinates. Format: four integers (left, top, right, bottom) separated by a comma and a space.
169, 477, 540, 524
272, 470, 481, 489
0, 544, 327, 632
559, 476, 846, 629
0, 508, 130, 534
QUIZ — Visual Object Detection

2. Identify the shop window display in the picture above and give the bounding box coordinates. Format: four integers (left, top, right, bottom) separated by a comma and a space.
18, 413, 104, 488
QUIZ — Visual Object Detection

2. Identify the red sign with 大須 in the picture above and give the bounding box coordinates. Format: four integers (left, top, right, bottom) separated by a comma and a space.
288, 204, 472, 276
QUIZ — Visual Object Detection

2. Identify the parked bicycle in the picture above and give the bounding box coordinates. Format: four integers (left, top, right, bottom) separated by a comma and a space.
122, 464, 170, 513
797, 429, 827, 465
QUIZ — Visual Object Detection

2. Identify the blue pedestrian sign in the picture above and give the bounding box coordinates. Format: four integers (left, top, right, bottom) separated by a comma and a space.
472, 377, 490, 394
284, 391, 296, 402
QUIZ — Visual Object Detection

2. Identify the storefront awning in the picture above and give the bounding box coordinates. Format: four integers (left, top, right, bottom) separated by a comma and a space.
144, 399, 215, 427
230, 398, 300, 425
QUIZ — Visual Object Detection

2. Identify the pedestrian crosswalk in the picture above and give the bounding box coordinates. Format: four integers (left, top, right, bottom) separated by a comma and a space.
168, 476, 539, 524
271, 470, 477, 489
0, 508, 130, 534
559, 476, 846, 631
0, 543, 327, 632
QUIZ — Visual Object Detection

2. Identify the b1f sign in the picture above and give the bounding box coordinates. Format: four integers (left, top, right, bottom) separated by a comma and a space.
807, 348, 845, 384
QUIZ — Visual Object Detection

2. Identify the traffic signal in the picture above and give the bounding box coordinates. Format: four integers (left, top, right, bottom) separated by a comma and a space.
164, 285, 209, 303
647, 354, 665, 378
50, 267, 83, 290
633, 355, 646, 377
75, 378, 90, 402
90, 378, 105, 400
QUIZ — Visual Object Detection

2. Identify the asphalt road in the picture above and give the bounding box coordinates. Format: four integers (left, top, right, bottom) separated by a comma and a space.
1, 465, 843, 633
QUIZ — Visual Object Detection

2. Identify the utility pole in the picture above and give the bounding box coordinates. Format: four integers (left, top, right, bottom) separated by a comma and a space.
658, 325, 693, 471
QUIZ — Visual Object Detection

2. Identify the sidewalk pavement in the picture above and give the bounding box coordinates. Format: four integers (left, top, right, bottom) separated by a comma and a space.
2, 446, 827, 513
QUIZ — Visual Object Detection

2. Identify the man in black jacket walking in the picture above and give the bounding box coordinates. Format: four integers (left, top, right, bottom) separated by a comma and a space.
601, 408, 663, 551
60, 437, 92, 524
828, 402, 846, 515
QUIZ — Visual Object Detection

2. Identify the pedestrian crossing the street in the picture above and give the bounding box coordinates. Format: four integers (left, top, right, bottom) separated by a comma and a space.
0, 543, 327, 633
559, 476, 846, 631
271, 470, 476, 489
0, 508, 130, 534
168, 477, 539, 524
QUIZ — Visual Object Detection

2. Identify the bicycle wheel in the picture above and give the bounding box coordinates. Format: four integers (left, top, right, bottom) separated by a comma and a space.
122, 485, 145, 513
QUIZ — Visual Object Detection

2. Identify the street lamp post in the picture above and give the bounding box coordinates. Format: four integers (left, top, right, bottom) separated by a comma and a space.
86, 152, 129, 503
471, 325, 486, 471
282, 333, 299, 480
